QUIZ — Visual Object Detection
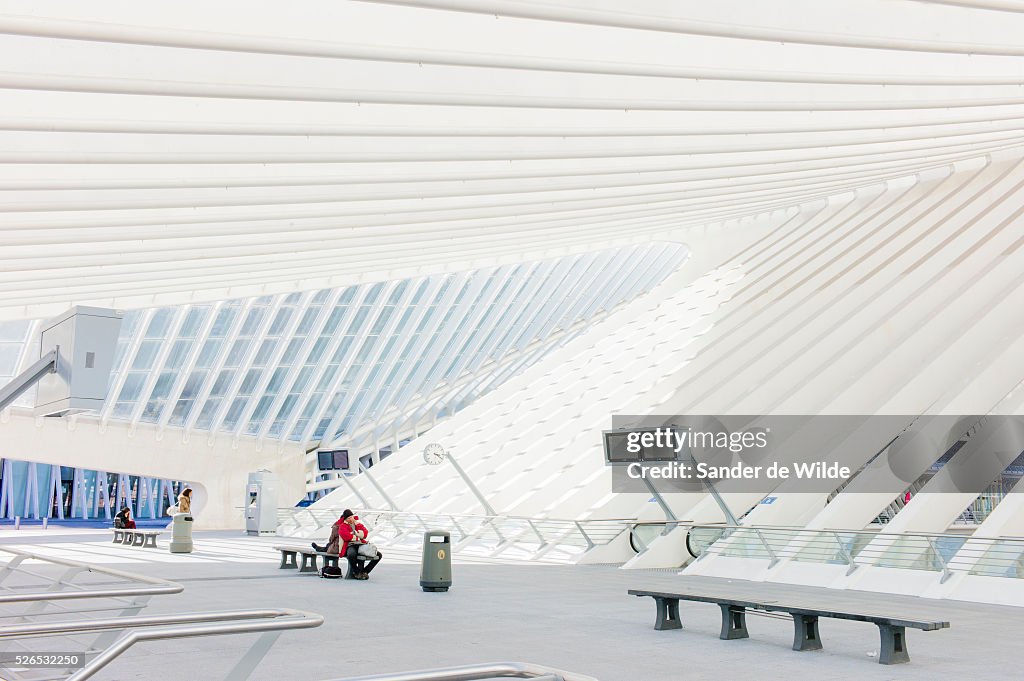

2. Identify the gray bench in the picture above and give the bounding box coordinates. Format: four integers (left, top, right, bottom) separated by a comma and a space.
630, 586, 949, 665
111, 528, 162, 548
275, 546, 342, 574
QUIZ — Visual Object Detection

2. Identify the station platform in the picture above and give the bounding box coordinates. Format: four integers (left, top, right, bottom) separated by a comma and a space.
1, 528, 1021, 680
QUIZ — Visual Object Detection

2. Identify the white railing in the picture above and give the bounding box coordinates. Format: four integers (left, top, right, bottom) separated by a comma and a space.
685, 523, 1024, 582
277, 507, 631, 561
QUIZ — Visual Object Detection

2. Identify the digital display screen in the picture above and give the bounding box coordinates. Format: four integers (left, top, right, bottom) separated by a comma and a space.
332, 450, 349, 471
603, 429, 679, 464
317, 450, 350, 471
604, 431, 642, 464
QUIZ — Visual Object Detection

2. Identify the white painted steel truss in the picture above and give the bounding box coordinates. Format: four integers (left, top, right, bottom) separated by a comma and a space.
0, 243, 685, 452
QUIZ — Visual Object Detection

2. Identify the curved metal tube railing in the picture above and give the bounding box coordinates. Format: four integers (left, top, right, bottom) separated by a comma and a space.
0, 549, 322, 681
0, 609, 306, 639
0, 545, 183, 605
325, 661, 598, 681
60, 610, 323, 679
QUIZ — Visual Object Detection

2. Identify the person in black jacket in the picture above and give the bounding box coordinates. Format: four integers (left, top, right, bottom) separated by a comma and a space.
113, 506, 136, 529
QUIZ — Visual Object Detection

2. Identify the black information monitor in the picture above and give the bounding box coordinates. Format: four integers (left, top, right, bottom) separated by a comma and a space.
317, 449, 350, 471
603, 428, 680, 465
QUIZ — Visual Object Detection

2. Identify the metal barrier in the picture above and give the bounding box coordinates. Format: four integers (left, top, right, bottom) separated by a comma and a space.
0, 546, 322, 681
0, 608, 323, 681
0, 545, 183, 606
685, 523, 1024, 581
0, 543, 186, 674
325, 661, 598, 681
278, 508, 631, 561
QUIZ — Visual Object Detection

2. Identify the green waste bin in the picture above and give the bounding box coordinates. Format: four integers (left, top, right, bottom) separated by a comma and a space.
420, 530, 452, 592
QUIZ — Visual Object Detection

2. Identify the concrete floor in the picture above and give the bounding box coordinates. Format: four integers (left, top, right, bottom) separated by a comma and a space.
1, 529, 1021, 680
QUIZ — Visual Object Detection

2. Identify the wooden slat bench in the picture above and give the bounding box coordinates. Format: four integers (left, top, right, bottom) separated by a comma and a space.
275, 546, 342, 575
630, 582, 949, 665
111, 528, 162, 549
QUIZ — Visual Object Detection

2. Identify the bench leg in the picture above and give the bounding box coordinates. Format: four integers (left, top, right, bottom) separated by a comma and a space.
719, 604, 749, 640
279, 551, 298, 569
122, 533, 133, 545
144, 535, 157, 548
653, 597, 682, 631
792, 614, 823, 651
324, 555, 339, 570
299, 553, 319, 573
113, 531, 122, 543
133, 533, 145, 547
878, 624, 910, 665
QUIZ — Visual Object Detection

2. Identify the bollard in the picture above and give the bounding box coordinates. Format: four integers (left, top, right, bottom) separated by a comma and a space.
42, 517, 48, 530
14, 516, 20, 530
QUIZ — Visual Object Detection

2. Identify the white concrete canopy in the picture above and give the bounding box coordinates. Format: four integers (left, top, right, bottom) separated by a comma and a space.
2, 0, 1024, 317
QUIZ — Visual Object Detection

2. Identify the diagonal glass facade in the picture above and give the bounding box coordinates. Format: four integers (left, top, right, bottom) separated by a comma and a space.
0, 242, 685, 448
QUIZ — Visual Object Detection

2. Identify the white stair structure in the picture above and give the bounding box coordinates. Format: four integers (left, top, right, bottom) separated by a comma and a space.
307, 248, 748, 557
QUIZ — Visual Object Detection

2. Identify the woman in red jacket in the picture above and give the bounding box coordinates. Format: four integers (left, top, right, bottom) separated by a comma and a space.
312, 509, 382, 579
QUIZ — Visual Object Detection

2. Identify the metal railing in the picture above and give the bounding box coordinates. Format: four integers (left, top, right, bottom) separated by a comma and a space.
278, 507, 631, 560
0, 608, 323, 681
951, 490, 1008, 526
0, 545, 183, 607
686, 523, 1024, 581
628, 520, 800, 557
0, 543, 186, 673
0, 546, 323, 681
325, 662, 597, 681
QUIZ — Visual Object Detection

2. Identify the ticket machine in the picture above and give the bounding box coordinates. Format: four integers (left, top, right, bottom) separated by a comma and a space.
245, 470, 279, 535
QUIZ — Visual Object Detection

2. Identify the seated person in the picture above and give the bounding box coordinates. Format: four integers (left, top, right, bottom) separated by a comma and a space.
311, 521, 341, 555
113, 506, 136, 529
312, 509, 382, 580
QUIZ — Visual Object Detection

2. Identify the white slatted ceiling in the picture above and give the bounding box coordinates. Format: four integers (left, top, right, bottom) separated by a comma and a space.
1, 1, 1024, 319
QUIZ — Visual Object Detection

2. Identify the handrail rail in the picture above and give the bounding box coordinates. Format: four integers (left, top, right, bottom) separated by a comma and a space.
313, 508, 627, 532
323, 661, 598, 681
64, 608, 324, 681
277, 507, 630, 560
0, 608, 299, 639
685, 522, 1024, 581
277, 506, 631, 525
0, 545, 183, 604
664, 521, 1024, 543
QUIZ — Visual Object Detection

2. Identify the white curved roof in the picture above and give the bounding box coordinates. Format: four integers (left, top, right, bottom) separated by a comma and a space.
2, 1, 1023, 319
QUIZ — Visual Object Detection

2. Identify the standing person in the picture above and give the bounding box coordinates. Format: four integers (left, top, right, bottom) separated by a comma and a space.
178, 488, 192, 515
114, 506, 136, 529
